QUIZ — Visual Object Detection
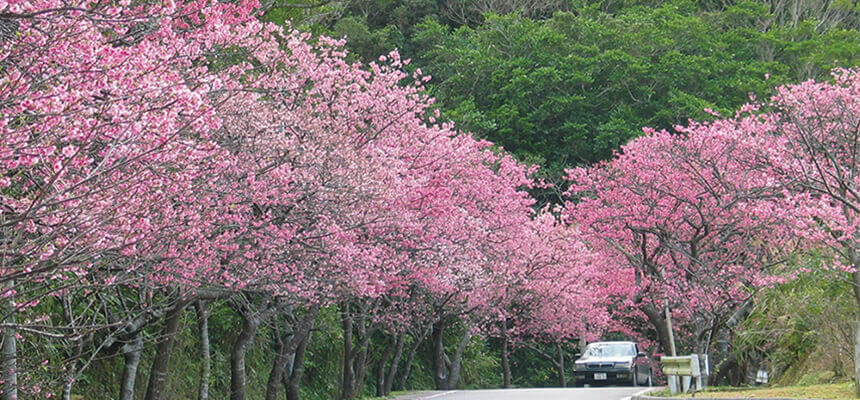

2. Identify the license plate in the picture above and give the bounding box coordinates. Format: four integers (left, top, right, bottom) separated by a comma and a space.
594, 372, 607, 380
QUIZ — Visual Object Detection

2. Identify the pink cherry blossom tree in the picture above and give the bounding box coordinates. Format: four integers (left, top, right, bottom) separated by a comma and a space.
564, 118, 802, 369
472, 210, 610, 387
758, 68, 860, 395
0, 0, 658, 398
0, 1, 245, 396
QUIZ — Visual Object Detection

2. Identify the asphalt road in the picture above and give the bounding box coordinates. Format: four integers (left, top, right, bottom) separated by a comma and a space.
392, 386, 656, 400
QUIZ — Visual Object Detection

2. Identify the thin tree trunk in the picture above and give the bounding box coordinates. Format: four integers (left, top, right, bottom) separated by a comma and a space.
524, 342, 568, 387
0, 327, 16, 400
119, 332, 144, 400
266, 329, 289, 400
376, 339, 393, 397
231, 305, 272, 400
383, 331, 405, 396
501, 324, 512, 388
397, 324, 430, 391
641, 304, 672, 355
60, 297, 90, 400
445, 327, 472, 390
341, 303, 355, 400
340, 303, 375, 399
285, 321, 313, 400
196, 301, 211, 400
1, 280, 17, 400
354, 346, 367, 396
265, 305, 320, 400
397, 343, 417, 391
713, 299, 753, 386
144, 298, 189, 400
62, 380, 73, 400
556, 342, 566, 388
431, 319, 447, 390
279, 305, 320, 400
353, 322, 370, 397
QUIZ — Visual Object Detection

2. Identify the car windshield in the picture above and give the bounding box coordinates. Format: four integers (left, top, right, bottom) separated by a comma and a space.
582, 343, 635, 358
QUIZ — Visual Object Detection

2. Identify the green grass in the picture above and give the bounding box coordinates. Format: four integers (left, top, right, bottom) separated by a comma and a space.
650, 382, 856, 399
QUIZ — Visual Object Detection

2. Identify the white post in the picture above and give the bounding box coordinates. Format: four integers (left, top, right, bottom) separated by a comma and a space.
666, 307, 679, 394
854, 320, 860, 397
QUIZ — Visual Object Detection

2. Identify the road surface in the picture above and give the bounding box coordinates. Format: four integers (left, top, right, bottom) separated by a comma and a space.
392, 386, 657, 400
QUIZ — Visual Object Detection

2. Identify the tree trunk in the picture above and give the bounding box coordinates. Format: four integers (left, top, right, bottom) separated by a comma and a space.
231, 304, 272, 400
556, 342, 566, 388
62, 380, 73, 400
144, 298, 189, 400
341, 303, 355, 400
431, 319, 448, 390
341, 303, 374, 399
696, 325, 716, 387
501, 324, 512, 388
376, 339, 393, 397
712, 353, 743, 386
266, 329, 290, 400
196, 301, 211, 400
444, 327, 472, 390
713, 299, 753, 386
397, 324, 430, 391
285, 321, 312, 400
60, 297, 91, 400
431, 321, 472, 390
0, 326, 16, 400
265, 305, 320, 400
119, 332, 144, 400
383, 330, 405, 396
641, 304, 672, 355
1, 280, 17, 400
353, 330, 370, 397
525, 342, 569, 387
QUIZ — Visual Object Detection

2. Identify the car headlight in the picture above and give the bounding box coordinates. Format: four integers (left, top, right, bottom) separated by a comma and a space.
615, 361, 632, 369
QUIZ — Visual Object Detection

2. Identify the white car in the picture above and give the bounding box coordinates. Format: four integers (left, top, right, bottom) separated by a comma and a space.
573, 341, 653, 387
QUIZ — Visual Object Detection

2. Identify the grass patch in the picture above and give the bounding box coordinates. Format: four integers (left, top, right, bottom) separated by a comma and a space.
650, 382, 856, 399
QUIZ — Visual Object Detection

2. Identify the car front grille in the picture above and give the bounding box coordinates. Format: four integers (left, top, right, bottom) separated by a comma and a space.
587, 363, 614, 369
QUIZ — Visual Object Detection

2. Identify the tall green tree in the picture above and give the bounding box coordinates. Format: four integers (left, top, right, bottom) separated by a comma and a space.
410, 1, 859, 174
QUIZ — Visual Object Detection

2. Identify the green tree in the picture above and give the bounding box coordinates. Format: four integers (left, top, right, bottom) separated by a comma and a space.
411, 0, 859, 174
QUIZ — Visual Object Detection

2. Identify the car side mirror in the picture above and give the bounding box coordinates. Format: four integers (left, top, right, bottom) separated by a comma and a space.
574, 353, 581, 358
637, 352, 647, 358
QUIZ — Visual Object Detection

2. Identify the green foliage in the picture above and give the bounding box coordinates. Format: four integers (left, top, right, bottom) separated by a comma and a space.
73, 302, 345, 400
411, 1, 859, 174
460, 337, 502, 389
300, 307, 343, 400
508, 343, 569, 387
332, 17, 406, 61
264, 0, 859, 184
733, 265, 857, 385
